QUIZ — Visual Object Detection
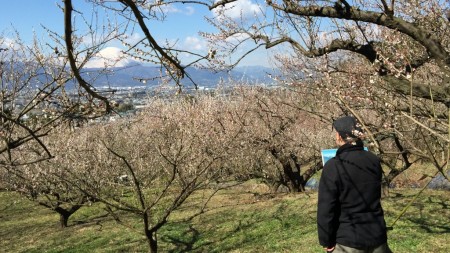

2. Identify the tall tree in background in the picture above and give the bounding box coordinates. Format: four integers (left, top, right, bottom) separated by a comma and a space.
206, 0, 449, 182
207, 0, 449, 104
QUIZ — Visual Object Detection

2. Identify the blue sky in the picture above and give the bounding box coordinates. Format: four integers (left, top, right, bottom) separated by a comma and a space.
0, 0, 276, 67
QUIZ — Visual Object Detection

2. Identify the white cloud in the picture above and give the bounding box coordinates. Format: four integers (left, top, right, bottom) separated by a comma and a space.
85, 46, 138, 68
185, 6, 195, 15
213, 0, 262, 20
225, 32, 251, 44
124, 33, 143, 45
0, 37, 21, 51
160, 4, 182, 13
160, 4, 195, 15
184, 36, 206, 51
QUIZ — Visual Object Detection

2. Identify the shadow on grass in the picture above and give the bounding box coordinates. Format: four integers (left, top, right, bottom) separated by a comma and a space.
402, 217, 450, 234
163, 225, 209, 252
160, 206, 275, 252
426, 196, 449, 209
72, 213, 111, 227
161, 196, 318, 253
386, 190, 450, 236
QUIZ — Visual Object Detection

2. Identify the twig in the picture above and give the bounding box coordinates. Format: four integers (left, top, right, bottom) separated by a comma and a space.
400, 112, 449, 143
388, 170, 439, 229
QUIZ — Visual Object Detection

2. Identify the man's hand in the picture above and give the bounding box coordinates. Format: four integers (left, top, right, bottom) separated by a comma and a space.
324, 246, 335, 252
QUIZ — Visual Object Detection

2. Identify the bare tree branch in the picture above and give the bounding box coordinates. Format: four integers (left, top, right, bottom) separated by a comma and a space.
118, 0, 186, 81
268, 2, 450, 67
63, 0, 111, 113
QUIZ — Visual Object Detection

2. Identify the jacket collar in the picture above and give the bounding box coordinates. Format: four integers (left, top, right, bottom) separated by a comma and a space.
336, 140, 364, 156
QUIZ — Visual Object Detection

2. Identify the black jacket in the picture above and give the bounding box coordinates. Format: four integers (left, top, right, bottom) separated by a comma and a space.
317, 142, 387, 249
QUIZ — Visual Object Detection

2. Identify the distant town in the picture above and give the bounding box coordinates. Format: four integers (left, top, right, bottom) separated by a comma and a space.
10, 64, 281, 125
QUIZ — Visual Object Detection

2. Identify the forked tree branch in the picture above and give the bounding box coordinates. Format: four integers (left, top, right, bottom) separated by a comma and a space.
118, 0, 186, 81
63, 0, 111, 113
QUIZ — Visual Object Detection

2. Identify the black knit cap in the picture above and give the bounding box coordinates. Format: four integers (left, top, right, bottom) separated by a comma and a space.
332, 116, 362, 138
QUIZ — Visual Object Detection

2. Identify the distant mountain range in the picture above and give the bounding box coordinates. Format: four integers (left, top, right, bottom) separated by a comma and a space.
79, 64, 279, 90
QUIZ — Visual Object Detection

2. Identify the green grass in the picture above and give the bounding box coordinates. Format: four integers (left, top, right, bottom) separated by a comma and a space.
0, 185, 449, 253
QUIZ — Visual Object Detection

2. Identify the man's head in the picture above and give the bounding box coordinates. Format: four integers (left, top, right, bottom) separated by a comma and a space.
332, 116, 363, 145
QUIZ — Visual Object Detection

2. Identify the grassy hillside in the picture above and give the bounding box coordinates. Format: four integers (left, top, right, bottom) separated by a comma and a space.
0, 183, 449, 253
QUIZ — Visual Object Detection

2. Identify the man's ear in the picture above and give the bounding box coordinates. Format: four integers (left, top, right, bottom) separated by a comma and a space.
336, 132, 345, 145
336, 132, 342, 141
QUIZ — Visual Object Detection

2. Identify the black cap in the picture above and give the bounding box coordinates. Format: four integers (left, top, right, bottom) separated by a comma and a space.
332, 116, 362, 138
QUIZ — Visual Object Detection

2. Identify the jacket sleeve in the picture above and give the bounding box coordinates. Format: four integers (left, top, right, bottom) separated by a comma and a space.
317, 159, 340, 247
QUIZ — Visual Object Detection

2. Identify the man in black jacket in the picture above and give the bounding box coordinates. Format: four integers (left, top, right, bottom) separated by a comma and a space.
317, 116, 392, 253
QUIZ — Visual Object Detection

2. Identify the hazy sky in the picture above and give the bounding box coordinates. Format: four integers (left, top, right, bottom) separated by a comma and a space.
0, 0, 276, 67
